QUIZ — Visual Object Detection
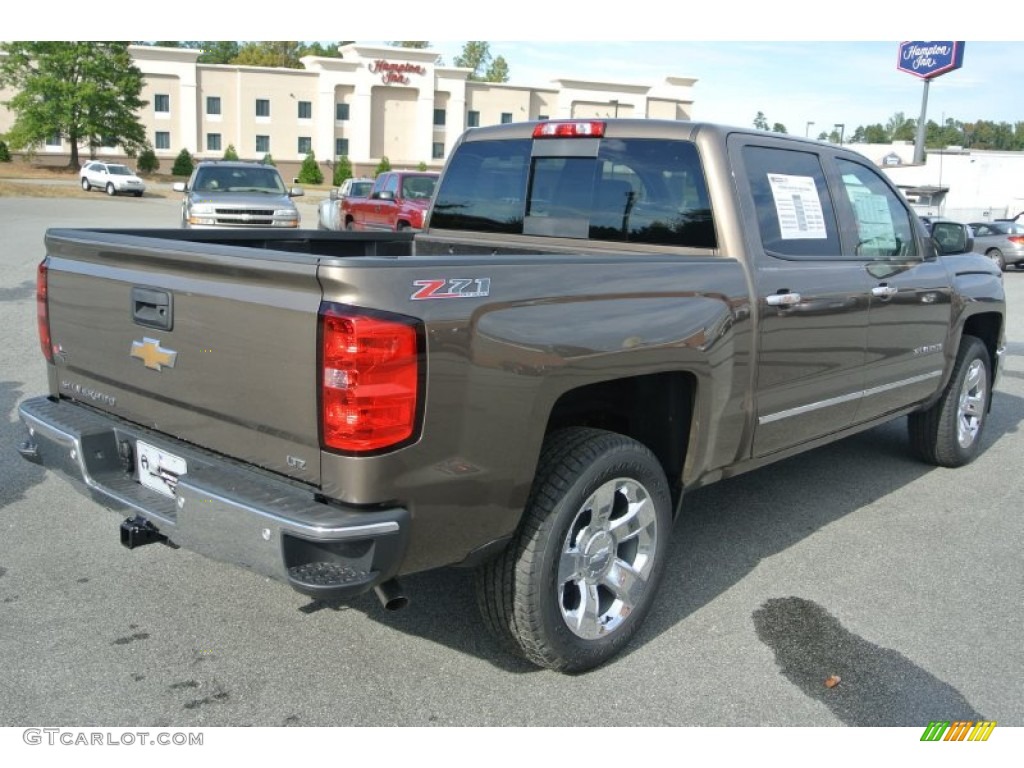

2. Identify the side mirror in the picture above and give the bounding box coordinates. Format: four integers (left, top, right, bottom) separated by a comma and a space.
172, 182, 186, 193
374, 190, 395, 202
930, 222, 973, 256
329, 189, 339, 201
289, 187, 304, 198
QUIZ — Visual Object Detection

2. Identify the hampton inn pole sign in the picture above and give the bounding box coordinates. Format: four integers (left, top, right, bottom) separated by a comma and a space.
897, 42, 965, 163
896, 41, 965, 80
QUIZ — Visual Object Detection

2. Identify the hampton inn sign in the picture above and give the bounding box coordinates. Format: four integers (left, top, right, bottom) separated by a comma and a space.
368, 60, 427, 85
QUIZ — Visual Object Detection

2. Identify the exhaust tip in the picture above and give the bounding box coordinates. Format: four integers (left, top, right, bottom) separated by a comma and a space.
374, 579, 409, 611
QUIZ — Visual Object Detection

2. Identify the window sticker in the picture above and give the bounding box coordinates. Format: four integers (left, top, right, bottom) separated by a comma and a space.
767, 173, 828, 239
841, 174, 897, 249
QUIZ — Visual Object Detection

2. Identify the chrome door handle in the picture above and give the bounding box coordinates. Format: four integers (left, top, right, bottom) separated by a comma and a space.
766, 292, 802, 307
872, 285, 898, 298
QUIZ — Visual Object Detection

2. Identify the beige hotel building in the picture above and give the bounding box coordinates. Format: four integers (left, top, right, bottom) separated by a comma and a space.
1, 43, 697, 177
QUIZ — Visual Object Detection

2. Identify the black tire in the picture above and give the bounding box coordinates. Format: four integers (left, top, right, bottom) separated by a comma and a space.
81, 177, 90, 191
908, 336, 991, 467
134, 191, 143, 198
987, 248, 1006, 271
344, 219, 354, 231
105, 182, 116, 196
475, 427, 672, 672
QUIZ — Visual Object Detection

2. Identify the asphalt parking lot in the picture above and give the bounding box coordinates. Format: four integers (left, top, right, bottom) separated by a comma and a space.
1, 193, 1022, 727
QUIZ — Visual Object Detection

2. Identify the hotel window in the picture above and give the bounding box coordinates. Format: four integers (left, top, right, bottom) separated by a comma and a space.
467, 110, 480, 127
336, 103, 350, 121
298, 101, 312, 119
432, 142, 444, 160
256, 99, 270, 118
500, 112, 513, 124
538, 114, 549, 121
206, 96, 221, 115
154, 94, 170, 113
206, 133, 222, 152
298, 136, 312, 155
155, 131, 170, 149
256, 135, 270, 153
335, 138, 349, 157
433, 108, 446, 127
45, 133, 61, 147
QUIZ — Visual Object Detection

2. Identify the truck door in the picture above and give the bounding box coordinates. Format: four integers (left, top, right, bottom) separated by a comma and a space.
734, 141, 873, 457
368, 173, 399, 230
830, 157, 953, 423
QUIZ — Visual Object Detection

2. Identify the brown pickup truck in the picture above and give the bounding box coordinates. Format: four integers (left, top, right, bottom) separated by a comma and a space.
18, 120, 1005, 672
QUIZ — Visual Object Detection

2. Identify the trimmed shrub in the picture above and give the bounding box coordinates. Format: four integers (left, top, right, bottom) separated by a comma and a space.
333, 155, 353, 187
261, 153, 275, 166
0, 140, 10, 162
171, 148, 194, 176
223, 144, 239, 160
297, 151, 323, 185
375, 155, 392, 177
137, 146, 159, 174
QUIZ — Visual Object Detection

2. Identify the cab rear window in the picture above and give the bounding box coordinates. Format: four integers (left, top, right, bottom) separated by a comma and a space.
430, 137, 716, 249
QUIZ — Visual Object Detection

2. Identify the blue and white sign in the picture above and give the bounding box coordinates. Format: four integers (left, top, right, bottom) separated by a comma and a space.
897, 41, 965, 80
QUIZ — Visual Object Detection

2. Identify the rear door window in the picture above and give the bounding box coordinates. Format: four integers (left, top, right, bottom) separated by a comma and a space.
741, 145, 842, 259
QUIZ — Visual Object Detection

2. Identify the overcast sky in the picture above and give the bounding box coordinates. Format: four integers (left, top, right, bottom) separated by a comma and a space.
411, 41, 1018, 137
24, 5, 1022, 138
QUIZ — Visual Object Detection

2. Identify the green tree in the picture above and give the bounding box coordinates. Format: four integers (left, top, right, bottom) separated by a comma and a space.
771, 122, 788, 134
486, 55, 510, 83
886, 111, 916, 142
753, 111, 769, 131
454, 42, 509, 82
375, 155, 392, 177
223, 144, 239, 160
0, 139, 10, 162
171, 148, 194, 176
389, 41, 430, 48
261, 153, 275, 166
193, 41, 241, 64
333, 155, 353, 187
137, 145, 159, 174
0, 42, 148, 169
297, 151, 323, 184
230, 41, 343, 69
816, 131, 829, 141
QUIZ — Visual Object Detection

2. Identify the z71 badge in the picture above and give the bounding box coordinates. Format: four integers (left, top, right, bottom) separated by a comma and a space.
411, 278, 491, 301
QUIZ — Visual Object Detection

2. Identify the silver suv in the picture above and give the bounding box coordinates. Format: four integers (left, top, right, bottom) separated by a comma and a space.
173, 161, 303, 228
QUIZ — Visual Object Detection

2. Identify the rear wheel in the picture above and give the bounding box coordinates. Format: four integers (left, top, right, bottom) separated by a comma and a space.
987, 248, 1006, 271
476, 428, 672, 672
105, 182, 116, 196
908, 335, 991, 467
81, 177, 91, 191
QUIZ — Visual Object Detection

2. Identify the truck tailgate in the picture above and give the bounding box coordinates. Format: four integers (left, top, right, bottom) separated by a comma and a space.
43, 229, 324, 486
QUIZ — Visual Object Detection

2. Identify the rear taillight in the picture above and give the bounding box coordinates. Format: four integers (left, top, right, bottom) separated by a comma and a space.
1008, 236, 1024, 245
319, 304, 422, 453
533, 121, 606, 139
37, 260, 53, 363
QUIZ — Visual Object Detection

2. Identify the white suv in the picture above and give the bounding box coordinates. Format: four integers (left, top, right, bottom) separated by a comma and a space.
79, 162, 146, 197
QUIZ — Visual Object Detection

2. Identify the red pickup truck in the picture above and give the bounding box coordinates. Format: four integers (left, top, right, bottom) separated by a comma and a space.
343, 171, 439, 231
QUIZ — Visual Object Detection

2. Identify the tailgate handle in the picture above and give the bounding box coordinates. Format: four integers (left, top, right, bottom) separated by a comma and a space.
132, 288, 173, 331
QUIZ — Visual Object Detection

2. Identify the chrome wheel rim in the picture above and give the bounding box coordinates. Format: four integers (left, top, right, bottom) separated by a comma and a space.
557, 477, 658, 640
957, 359, 987, 449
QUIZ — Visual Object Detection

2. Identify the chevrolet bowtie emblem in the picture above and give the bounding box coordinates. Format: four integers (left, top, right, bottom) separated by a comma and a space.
130, 338, 178, 371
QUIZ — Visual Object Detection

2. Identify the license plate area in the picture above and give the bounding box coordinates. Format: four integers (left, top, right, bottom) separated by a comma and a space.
136, 439, 187, 498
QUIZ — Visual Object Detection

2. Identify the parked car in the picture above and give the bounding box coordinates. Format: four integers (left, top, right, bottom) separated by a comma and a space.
172, 161, 303, 229
79, 162, 146, 197
317, 177, 374, 230
345, 171, 439, 231
967, 220, 1024, 271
